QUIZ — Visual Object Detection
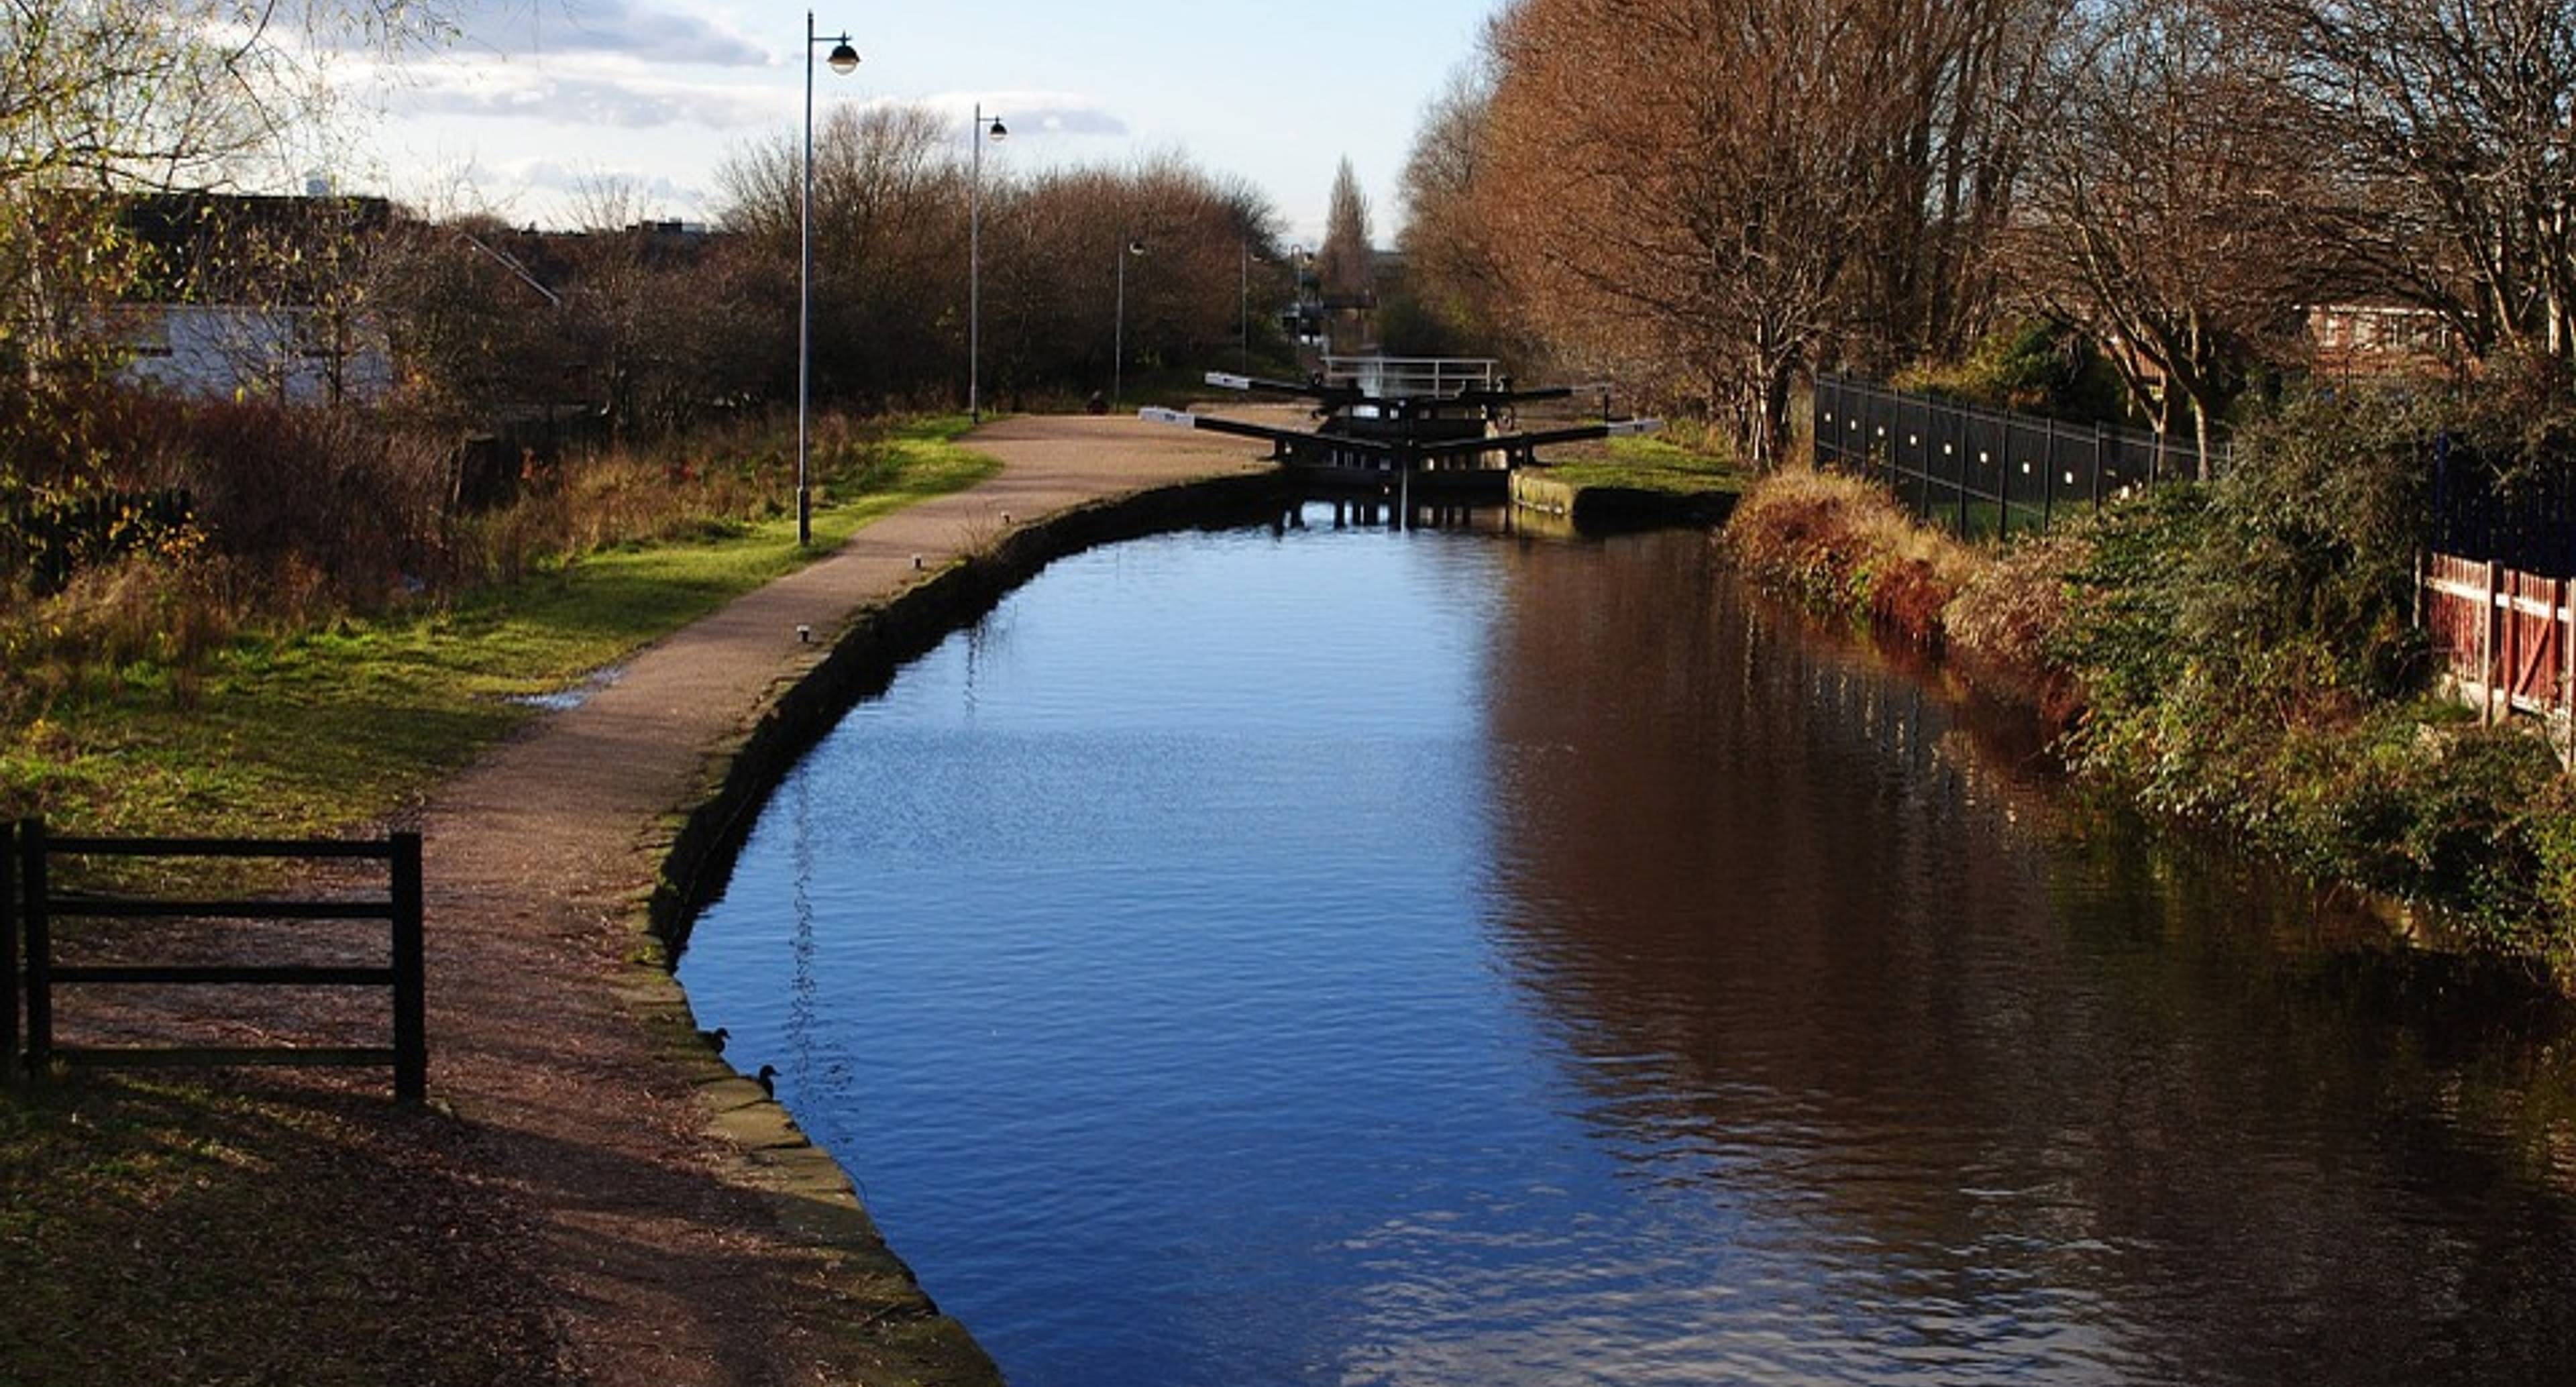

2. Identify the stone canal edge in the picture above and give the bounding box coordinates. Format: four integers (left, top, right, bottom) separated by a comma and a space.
416, 416, 1279, 1386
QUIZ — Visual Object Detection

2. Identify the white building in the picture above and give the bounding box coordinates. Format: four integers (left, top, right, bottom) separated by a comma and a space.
119, 302, 394, 406
107, 192, 398, 407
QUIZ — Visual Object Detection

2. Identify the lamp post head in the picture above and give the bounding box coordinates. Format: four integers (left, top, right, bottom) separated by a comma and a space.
826, 40, 859, 74
987, 116, 1008, 142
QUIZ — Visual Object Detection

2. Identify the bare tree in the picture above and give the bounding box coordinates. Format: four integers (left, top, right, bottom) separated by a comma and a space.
372, 214, 579, 433
1317, 156, 1375, 301
2245, 0, 2576, 371
2023, 0, 2313, 468
1393, 63, 1533, 362
1854, 0, 2078, 367
720, 104, 969, 410
1, 0, 445, 493
1477, 0, 1971, 466
553, 176, 768, 437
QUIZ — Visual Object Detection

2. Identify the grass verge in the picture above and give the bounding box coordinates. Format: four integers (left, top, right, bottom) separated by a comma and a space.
1, 416, 995, 849
0, 417, 996, 1385
1539, 431, 1747, 497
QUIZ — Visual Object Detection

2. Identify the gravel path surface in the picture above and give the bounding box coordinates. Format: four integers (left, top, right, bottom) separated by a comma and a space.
411, 414, 1271, 1385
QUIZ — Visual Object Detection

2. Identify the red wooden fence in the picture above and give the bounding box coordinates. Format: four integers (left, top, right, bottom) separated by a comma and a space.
2426, 553, 2573, 759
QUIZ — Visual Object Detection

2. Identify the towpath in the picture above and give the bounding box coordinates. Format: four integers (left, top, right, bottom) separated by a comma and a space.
416, 415, 1271, 1385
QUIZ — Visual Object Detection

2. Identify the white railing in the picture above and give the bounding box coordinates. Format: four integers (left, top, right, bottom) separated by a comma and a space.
1321, 356, 1499, 399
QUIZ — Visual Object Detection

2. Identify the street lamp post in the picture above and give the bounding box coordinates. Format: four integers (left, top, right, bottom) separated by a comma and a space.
970, 105, 1006, 423
1285, 244, 1311, 351
799, 12, 859, 549
1240, 239, 1250, 372
1113, 237, 1144, 410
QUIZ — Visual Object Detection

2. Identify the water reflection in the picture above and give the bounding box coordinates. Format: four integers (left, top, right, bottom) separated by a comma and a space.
1479, 531, 2576, 1384
681, 507, 2576, 1386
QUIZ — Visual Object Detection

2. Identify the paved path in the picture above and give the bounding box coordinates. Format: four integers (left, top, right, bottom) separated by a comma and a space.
418, 416, 1272, 1386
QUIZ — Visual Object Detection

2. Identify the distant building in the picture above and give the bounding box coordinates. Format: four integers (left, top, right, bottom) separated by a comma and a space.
110, 192, 398, 406
2303, 300, 2459, 378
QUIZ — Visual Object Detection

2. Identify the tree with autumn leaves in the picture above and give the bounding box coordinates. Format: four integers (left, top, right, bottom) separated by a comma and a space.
1404, 0, 2576, 467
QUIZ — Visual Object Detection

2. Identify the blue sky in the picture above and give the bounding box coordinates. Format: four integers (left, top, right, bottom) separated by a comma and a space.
323, 0, 1501, 243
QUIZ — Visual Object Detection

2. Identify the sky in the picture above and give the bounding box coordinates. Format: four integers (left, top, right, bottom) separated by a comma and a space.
314, 0, 1503, 245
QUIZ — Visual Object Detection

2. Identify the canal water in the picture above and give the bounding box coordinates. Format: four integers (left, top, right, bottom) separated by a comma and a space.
678, 504, 2576, 1386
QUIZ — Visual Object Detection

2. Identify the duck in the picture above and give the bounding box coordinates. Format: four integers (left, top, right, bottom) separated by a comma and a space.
755, 1064, 778, 1097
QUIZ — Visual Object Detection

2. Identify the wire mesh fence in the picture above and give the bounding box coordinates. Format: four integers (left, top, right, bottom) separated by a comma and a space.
1813, 374, 2226, 541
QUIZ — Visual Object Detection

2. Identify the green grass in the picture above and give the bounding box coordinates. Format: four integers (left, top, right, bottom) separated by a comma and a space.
0, 417, 999, 1386
1537, 431, 1746, 496
1, 416, 997, 848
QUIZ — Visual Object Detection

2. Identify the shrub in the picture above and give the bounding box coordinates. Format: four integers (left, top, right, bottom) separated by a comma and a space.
1731, 382, 2576, 966
2200, 388, 2436, 698
1724, 467, 1976, 642
52, 396, 460, 618
1894, 318, 2130, 425
0, 544, 239, 711
1944, 530, 2092, 672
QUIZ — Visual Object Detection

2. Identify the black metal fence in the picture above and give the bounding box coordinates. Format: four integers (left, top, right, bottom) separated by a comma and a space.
2431, 432, 2576, 577
1813, 375, 2227, 540
3, 819, 427, 1101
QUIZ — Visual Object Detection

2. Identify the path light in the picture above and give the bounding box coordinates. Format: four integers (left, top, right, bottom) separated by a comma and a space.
799, 12, 859, 549
970, 105, 1006, 423
1114, 237, 1146, 410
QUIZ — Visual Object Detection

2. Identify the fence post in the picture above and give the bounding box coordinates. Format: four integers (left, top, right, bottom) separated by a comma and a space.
2090, 424, 2106, 514
2039, 423, 2065, 539
2561, 576, 2573, 764
21, 818, 48, 1077
2, 820, 15, 1087
2413, 547, 2426, 630
1956, 414, 1973, 539
391, 831, 426, 1103
2482, 560, 2503, 726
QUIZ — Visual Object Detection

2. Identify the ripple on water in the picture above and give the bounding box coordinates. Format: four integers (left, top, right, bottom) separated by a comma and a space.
681, 510, 2576, 1387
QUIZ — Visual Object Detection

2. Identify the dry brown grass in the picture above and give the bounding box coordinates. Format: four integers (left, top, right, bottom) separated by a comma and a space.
1, 406, 908, 719
1943, 530, 2092, 670
1, 550, 241, 712
1723, 466, 1980, 643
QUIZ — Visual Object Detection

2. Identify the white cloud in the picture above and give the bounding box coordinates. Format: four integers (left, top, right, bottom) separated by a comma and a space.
912, 91, 1130, 142
378, 58, 781, 131
503, 159, 714, 219
325, 0, 772, 68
